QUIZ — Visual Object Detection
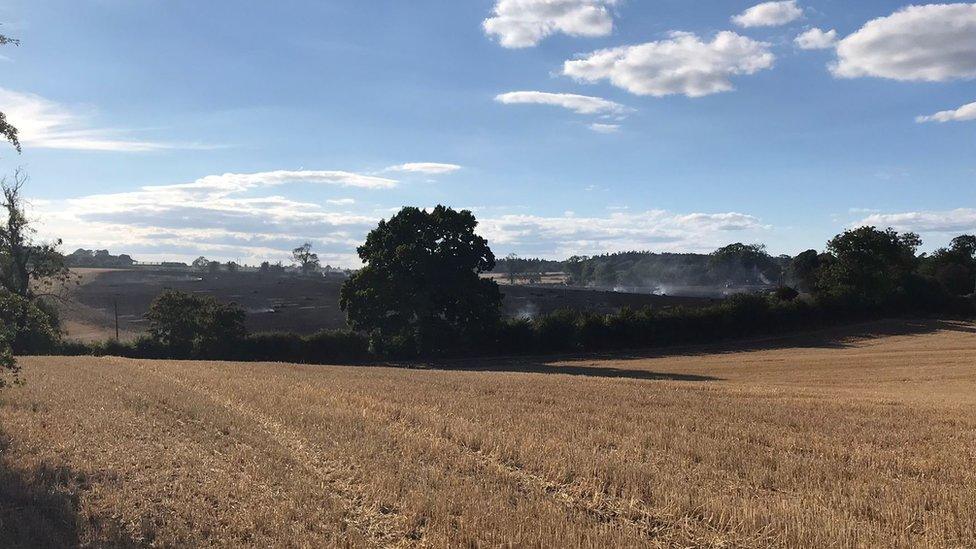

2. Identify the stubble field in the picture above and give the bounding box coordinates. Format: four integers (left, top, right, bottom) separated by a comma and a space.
2, 319, 975, 547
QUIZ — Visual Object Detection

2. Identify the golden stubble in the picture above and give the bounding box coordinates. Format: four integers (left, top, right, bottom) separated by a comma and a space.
2, 320, 975, 547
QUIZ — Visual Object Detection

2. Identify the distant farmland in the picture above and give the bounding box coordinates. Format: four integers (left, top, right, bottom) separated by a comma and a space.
3, 319, 975, 547
61, 269, 716, 340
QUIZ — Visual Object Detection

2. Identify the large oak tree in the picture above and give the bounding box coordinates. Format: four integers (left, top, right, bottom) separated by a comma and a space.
340, 206, 501, 356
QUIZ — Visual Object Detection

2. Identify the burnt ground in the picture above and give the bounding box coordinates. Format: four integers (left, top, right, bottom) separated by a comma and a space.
64, 269, 717, 339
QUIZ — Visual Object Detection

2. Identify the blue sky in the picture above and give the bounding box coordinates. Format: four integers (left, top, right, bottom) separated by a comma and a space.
0, 0, 973, 266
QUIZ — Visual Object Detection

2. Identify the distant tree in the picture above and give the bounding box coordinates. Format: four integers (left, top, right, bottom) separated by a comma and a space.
564, 256, 588, 285
709, 243, 780, 285
816, 226, 921, 305
146, 290, 247, 358
259, 261, 271, 274
207, 260, 221, 274
270, 261, 286, 275
505, 252, 521, 284
293, 242, 320, 275
0, 31, 20, 154
594, 262, 619, 287
226, 261, 239, 273
789, 250, 822, 292
192, 256, 210, 272
340, 206, 501, 356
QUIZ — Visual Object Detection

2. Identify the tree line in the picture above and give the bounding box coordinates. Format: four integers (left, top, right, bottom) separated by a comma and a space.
33, 205, 976, 370
0, 154, 973, 378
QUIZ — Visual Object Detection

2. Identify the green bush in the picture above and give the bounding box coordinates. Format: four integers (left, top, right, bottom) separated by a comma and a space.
146, 290, 246, 359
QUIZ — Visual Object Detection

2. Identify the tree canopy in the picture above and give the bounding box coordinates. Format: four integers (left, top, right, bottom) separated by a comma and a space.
709, 243, 781, 286
339, 205, 501, 356
924, 235, 976, 296
292, 242, 320, 274
816, 226, 921, 305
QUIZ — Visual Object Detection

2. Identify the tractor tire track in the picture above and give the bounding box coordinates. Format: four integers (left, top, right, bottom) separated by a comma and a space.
129, 360, 419, 548
337, 390, 774, 548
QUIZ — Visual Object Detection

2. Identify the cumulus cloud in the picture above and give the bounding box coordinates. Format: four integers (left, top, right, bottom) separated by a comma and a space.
384, 163, 462, 175
31, 170, 397, 266
494, 91, 632, 116
854, 209, 976, 234
832, 3, 976, 81
0, 87, 212, 152
479, 210, 769, 258
588, 123, 620, 133
794, 28, 837, 50
732, 1, 804, 28
916, 101, 976, 123
483, 0, 618, 48
563, 31, 775, 97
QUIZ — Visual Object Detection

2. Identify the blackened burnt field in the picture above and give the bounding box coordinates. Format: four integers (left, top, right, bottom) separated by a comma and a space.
63, 269, 714, 339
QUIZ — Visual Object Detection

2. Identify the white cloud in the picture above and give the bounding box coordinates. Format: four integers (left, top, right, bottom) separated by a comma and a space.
854, 209, 976, 234
732, 1, 804, 28
794, 28, 837, 50
563, 31, 775, 97
588, 123, 620, 133
916, 101, 976, 123
159, 170, 398, 193
494, 91, 632, 116
483, 0, 618, 48
29, 168, 771, 265
832, 3, 976, 82
30, 170, 397, 266
326, 198, 356, 206
0, 87, 211, 152
384, 163, 462, 175
479, 210, 769, 257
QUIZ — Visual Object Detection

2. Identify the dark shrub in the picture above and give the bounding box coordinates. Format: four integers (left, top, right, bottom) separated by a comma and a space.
533, 310, 580, 353
774, 286, 800, 302
146, 290, 246, 359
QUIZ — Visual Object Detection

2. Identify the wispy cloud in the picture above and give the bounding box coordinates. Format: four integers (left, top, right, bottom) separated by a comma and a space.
31, 170, 397, 266
0, 87, 215, 152
854, 209, 976, 234
588, 123, 620, 133
495, 91, 632, 117
384, 163, 462, 175
31, 168, 770, 266
480, 210, 770, 258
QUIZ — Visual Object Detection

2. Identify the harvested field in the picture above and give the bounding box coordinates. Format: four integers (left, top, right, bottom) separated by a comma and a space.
2, 319, 975, 547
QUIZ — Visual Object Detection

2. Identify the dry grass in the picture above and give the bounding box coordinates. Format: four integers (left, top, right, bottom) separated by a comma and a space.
2, 319, 975, 547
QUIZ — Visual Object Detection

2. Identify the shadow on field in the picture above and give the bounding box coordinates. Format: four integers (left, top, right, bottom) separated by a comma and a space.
587, 318, 976, 360
437, 318, 973, 379
443, 359, 721, 381
0, 433, 145, 548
